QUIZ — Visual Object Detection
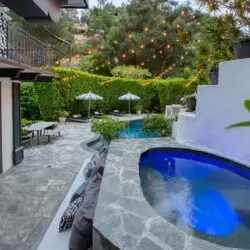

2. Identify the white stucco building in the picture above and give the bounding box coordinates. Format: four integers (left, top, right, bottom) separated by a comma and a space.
174, 58, 250, 165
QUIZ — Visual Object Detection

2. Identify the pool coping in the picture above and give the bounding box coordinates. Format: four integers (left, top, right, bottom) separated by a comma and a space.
93, 137, 241, 250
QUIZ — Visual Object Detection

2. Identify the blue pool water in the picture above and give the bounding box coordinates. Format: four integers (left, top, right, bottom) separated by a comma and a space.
120, 119, 159, 139
139, 148, 250, 248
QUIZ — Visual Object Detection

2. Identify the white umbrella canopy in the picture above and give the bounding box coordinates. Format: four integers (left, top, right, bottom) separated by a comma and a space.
76, 91, 103, 117
118, 92, 140, 114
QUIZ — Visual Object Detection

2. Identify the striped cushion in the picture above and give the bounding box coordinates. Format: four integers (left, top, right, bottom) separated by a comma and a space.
59, 195, 84, 232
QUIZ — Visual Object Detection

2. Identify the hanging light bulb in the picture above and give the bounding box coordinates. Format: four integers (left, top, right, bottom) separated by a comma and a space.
151, 39, 154, 43
181, 11, 185, 15
181, 56, 184, 60
140, 44, 144, 49
153, 55, 156, 59
122, 54, 126, 58
100, 46, 104, 49
144, 27, 148, 32
88, 50, 92, 55
141, 62, 144, 66
176, 24, 180, 28
114, 40, 118, 44
162, 20, 166, 23
167, 44, 171, 49
131, 49, 135, 54
159, 50, 163, 54
163, 32, 167, 37
128, 34, 132, 38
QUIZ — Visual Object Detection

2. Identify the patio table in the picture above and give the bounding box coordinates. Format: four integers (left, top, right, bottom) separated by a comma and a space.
23, 122, 58, 144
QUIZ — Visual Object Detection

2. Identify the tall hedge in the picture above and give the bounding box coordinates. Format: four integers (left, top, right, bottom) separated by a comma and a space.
34, 67, 196, 120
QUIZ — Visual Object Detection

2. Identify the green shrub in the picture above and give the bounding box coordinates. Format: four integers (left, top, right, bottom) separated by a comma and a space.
34, 67, 196, 120
21, 83, 41, 120
142, 114, 172, 137
111, 65, 152, 79
91, 116, 128, 141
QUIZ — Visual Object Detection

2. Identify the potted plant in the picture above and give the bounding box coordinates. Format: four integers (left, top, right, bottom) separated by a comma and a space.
233, 36, 250, 59
58, 110, 69, 123
209, 64, 219, 85
135, 104, 143, 114
181, 93, 196, 112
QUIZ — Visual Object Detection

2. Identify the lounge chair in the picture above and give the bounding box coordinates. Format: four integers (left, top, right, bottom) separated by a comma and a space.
68, 114, 91, 123
93, 111, 103, 119
110, 110, 125, 117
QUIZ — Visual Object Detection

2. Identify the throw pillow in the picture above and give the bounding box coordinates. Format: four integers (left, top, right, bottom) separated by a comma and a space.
70, 179, 90, 204
83, 154, 98, 178
59, 195, 84, 232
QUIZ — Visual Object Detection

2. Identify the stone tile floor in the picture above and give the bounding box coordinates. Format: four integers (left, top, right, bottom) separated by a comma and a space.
0, 122, 94, 250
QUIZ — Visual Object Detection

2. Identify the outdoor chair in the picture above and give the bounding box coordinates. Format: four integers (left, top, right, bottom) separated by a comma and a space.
93, 111, 103, 119
68, 114, 91, 123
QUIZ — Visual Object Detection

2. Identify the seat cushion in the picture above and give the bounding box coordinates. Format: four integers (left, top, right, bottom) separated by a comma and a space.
69, 168, 102, 250
83, 154, 98, 178
70, 179, 90, 204
59, 195, 84, 232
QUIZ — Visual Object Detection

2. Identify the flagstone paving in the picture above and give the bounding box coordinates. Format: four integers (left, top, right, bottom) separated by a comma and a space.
0, 122, 94, 250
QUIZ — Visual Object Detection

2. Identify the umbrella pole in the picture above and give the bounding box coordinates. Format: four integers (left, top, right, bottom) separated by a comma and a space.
89, 99, 91, 118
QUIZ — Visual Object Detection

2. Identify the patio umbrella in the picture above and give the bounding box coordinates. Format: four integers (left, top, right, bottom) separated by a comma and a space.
118, 92, 140, 114
76, 91, 103, 117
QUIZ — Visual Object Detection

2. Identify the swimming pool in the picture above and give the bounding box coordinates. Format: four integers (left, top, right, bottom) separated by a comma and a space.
139, 148, 250, 249
120, 119, 159, 139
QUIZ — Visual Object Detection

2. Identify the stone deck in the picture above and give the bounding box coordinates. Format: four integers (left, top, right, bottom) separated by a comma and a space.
0, 122, 94, 250
93, 138, 239, 250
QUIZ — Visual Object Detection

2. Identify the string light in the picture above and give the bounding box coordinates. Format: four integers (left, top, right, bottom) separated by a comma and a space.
88, 50, 92, 55
181, 56, 184, 60
90, 8, 204, 74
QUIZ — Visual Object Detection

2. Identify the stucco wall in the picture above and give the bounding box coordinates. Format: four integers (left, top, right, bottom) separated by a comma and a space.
1, 78, 13, 171
175, 58, 250, 166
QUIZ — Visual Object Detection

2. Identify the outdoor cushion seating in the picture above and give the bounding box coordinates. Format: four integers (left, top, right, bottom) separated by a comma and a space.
59, 195, 85, 232
68, 115, 91, 123
70, 179, 90, 204
110, 110, 124, 116
69, 167, 102, 250
83, 154, 99, 178
93, 111, 103, 118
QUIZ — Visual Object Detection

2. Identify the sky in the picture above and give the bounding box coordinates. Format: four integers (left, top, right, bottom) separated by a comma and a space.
89, 0, 199, 8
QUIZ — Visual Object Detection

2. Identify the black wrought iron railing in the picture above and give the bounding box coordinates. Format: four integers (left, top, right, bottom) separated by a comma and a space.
0, 13, 54, 69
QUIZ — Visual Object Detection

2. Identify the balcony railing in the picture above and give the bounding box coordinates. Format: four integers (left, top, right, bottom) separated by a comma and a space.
0, 13, 54, 69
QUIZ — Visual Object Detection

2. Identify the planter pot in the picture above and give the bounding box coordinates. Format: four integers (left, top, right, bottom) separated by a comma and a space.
233, 40, 250, 59
137, 110, 142, 115
209, 66, 219, 85
59, 117, 66, 123
187, 98, 196, 111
